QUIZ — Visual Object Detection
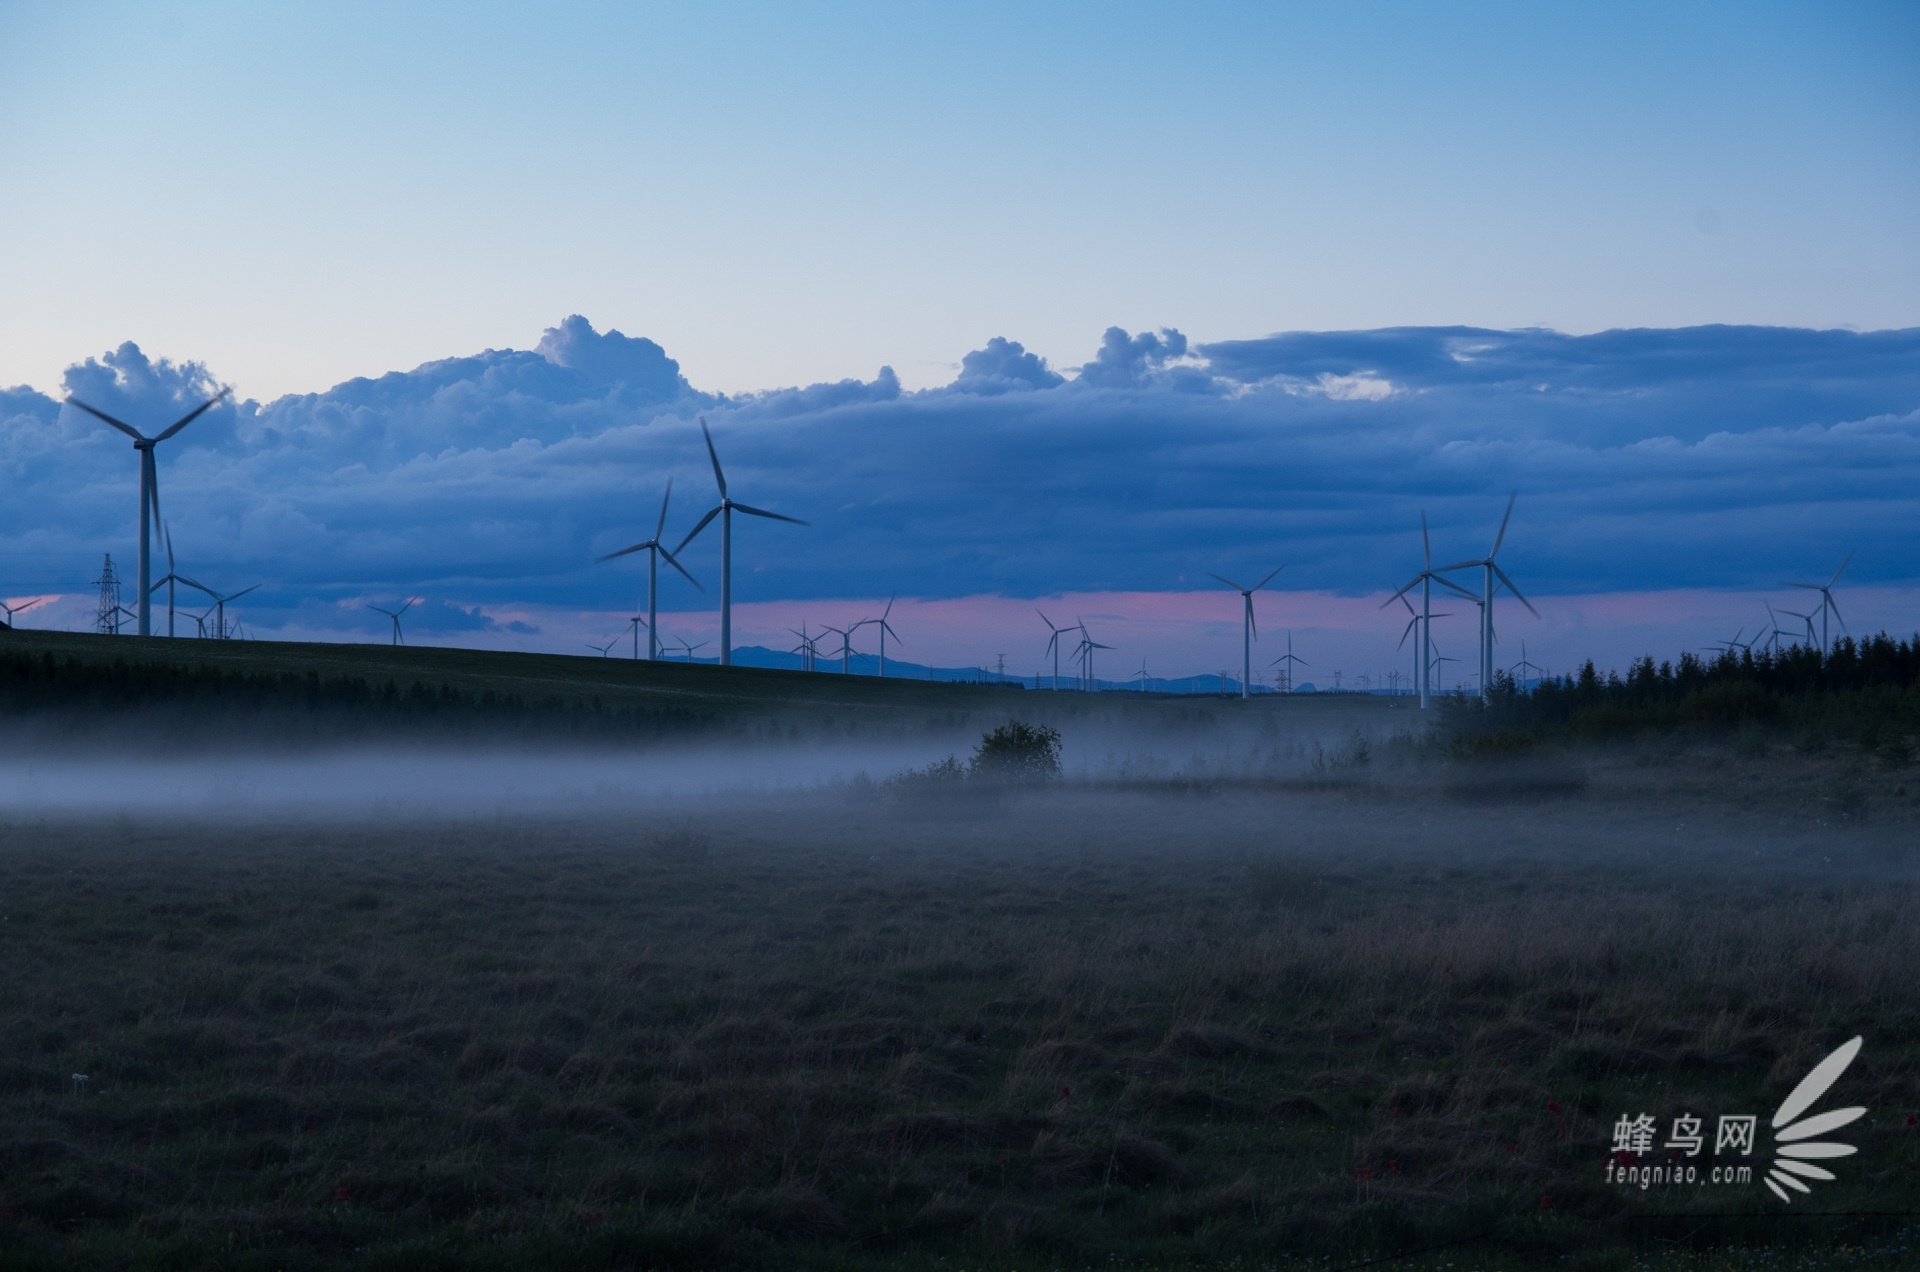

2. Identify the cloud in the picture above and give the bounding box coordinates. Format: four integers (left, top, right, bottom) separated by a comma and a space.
1, 320, 1916, 651
948, 336, 1063, 394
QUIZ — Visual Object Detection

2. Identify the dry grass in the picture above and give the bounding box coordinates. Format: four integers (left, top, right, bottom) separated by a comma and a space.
1, 748, 1918, 1270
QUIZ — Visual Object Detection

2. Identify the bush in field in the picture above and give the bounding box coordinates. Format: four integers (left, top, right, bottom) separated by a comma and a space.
970, 721, 1062, 782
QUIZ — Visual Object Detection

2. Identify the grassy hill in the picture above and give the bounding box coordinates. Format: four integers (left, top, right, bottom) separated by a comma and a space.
0, 631, 1412, 752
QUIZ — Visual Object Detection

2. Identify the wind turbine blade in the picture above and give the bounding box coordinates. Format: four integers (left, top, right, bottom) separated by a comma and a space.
595, 541, 651, 563
144, 449, 163, 533
1490, 564, 1539, 617
1829, 550, 1854, 587
1253, 564, 1286, 591
1434, 575, 1479, 601
881, 620, 901, 643
659, 544, 704, 590
370, 605, 395, 618
699, 417, 727, 498
1432, 558, 1483, 573
1382, 577, 1424, 607
1036, 609, 1057, 632
164, 522, 175, 571
1828, 594, 1847, 632
1398, 617, 1417, 650
1207, 573, 1244, 591
65, 398, 144, 440
655, 477, 673, 540
177, 576, 216, 598
398, 597, 417, 615
222, 584, 261, 602
1782, 581, 1819, 591
1248, 598, 1258, 640
1490, 492, 1515, 557
674, 505, 722, 554
1397, 592, 1416, 616
882, 594, 894, 620
1420, 510, 1431, 569
730, 501, 809, 526
153, 387, 232, 441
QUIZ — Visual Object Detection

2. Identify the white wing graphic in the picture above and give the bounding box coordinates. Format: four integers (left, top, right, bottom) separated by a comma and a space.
1764, 1036, 1864, 1204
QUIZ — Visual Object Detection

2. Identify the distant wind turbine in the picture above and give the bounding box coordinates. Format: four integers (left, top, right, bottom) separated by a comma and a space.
1784, 552, 1854, 654
676, 637, 709, 664
1038, 611, 1072, 691
587, 636, 620, 657
596, 479, 701, 661
1075, 620, 1112, 692
199, 582, 259, 642
1209, 565, 1285, 701
1385, 511, 1477, 710
370, 598, 417, 646
66, 387, 231, 637
1270, 629, 1309, 693
0, 597, 48, 630
821, 624, 853, 673
1432, 494, 1538, 704
852, 596, 902, 677
674, 418, 808, 666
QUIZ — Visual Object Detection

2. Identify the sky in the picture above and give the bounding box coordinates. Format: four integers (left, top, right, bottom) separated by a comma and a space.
1, 2, 1916, 683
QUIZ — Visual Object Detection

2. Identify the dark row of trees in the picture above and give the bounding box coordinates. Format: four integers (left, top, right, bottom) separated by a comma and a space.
1456, 634, 1920, 754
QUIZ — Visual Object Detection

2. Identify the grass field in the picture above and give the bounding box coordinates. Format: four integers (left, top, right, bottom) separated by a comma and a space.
1, 638, 1917, 1270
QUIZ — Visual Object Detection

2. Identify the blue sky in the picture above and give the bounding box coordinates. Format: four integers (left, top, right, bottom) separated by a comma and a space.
1, 2, 1914, 397
0, 3, 1915, 677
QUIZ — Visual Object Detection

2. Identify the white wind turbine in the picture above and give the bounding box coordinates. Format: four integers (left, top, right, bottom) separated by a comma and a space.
198, 581, 259, 641
370, 598, 417, 646
1075, 620, 1112, 692
66, 387, 231, 637
1384, 511, 1477, 710
1209, 565, 1285, 701
597, 479, 702, 660
0, 597, 48, 629
1432, 494, 1538, 703
820, 624, 854, 673
1784, 552, 1854, 655
1270, 630, 1308, 693
1038, 611, 1073, 690
674, 418, 808, 666
852, 596, 902, 677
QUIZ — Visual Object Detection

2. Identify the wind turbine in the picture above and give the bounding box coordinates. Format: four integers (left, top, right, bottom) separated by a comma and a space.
674, 418, 808, 666
1785, 552, 1853, 655
788, 626, 821, 671
198, 582, 259, 641
1384, 511, 1478, 710
821, 624, 853, 673
676, 637, 708, 664
1135, 658, 1151, 692
1778, 605, 1818, 649
628, 614, 647, 659
1432, 494, 1538, 704
1270, 630, 1309, 693
852, 596, 902, 677
1075, 620, 1112, 692
587, 636, 620, 657
0, 597, 48, 629
66, 387, 231, 637
146, 523, 205, 638
1209, 565, 1285, 701
1038, 611, 1073, 690
596, 479, 701, 660
1509, 642, 1543, 687
371, 598, 417, 646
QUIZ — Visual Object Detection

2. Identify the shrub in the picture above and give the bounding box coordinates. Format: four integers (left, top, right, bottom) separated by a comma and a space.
969, 722, 1062, 782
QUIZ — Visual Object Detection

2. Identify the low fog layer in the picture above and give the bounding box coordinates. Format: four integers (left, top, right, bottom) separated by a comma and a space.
0, 708, 1422, 821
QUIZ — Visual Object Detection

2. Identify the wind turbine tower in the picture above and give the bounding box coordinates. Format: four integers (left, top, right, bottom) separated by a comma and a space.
1433, 495, 1538, 704
675, 418, 808, 666
67, 388, 230, 637
1209, 565, 1285, 701
1785, 552, 1854, 655
597, 479, 701, 660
